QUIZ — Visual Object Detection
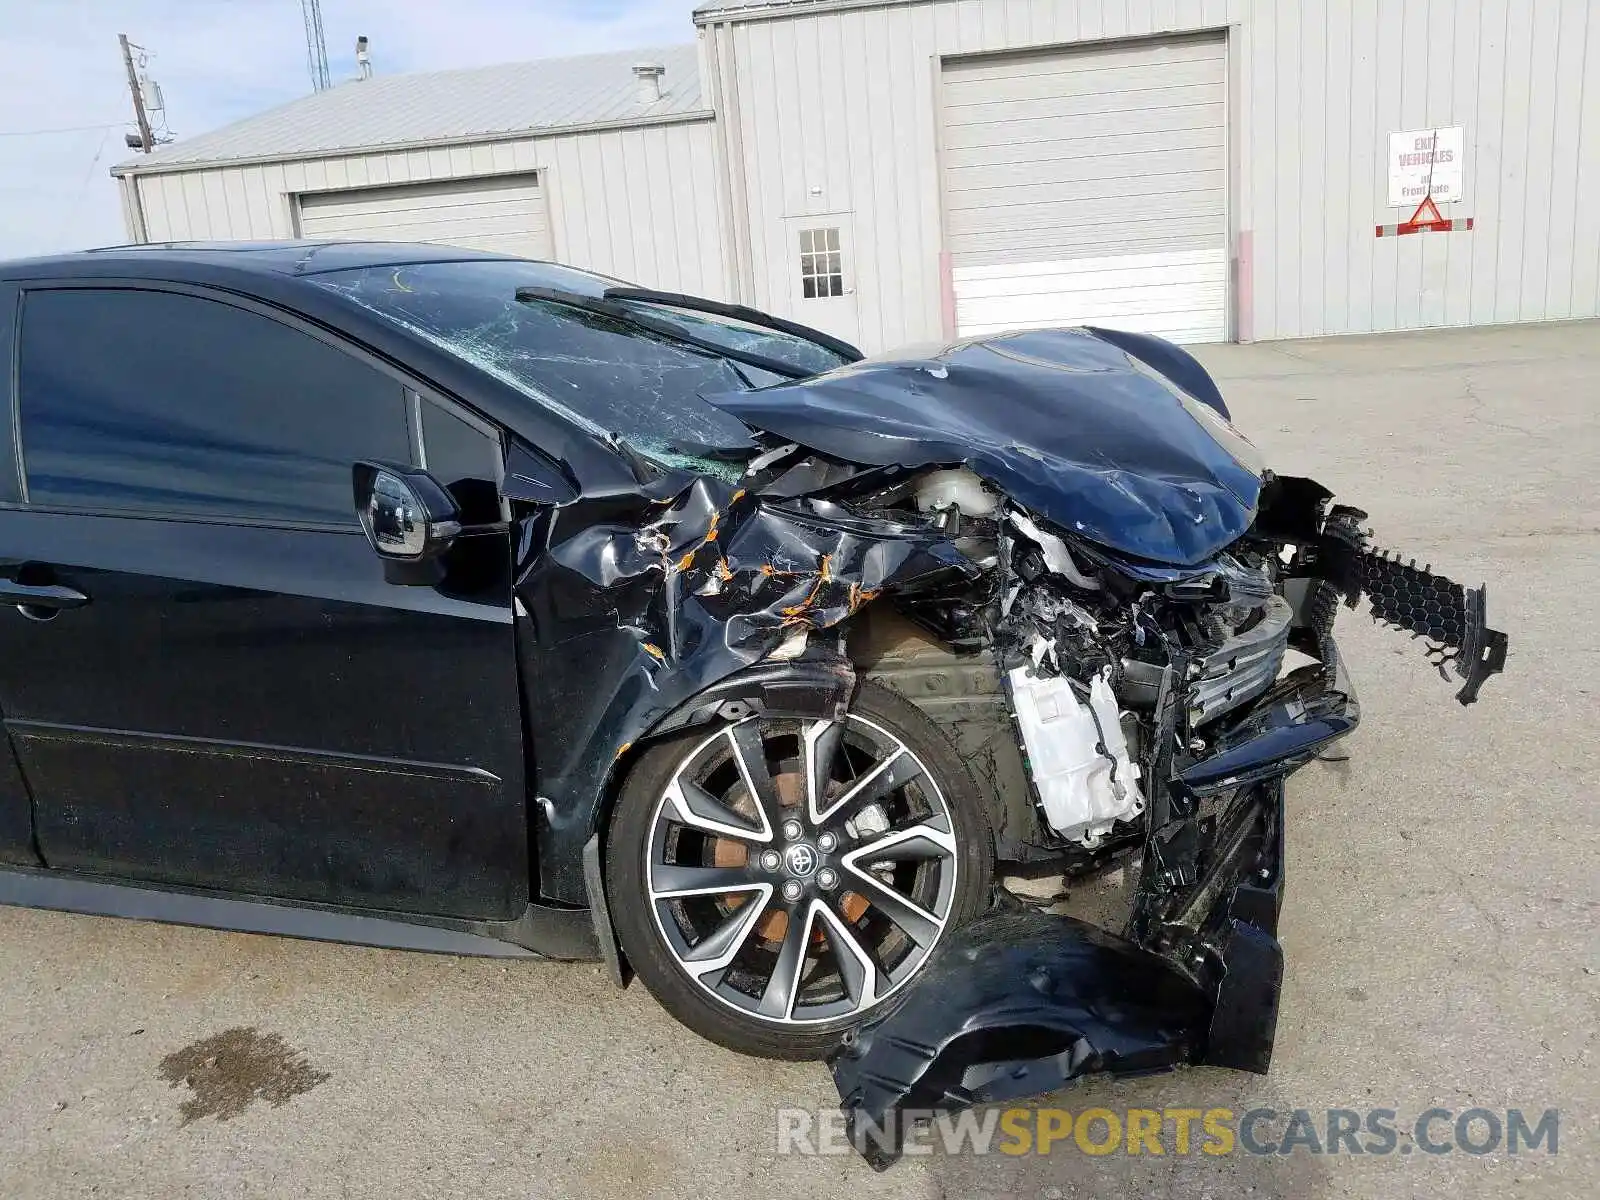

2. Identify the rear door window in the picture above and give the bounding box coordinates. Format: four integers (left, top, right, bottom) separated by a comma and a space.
17, 287, 412, 527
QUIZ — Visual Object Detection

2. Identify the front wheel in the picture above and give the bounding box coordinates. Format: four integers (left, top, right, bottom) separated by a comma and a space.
605, 680, 994, 1060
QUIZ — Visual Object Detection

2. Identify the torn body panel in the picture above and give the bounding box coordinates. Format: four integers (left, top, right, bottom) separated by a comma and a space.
513, 470, 975, 902
817, 472, 1505, 1167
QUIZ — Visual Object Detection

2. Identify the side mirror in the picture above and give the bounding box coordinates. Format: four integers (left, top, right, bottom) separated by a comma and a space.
352, 462, 462, 562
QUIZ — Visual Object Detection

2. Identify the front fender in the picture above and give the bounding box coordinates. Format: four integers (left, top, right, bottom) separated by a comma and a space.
515, 477, 970, 906
647, 653, 857, 737
579, 651, 859, 987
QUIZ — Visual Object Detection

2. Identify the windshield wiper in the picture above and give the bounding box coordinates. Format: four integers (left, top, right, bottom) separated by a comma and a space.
601, 286, 864, 364
513, 286, 812, 382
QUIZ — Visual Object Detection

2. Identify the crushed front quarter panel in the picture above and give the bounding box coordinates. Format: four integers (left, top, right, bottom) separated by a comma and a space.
511, 465, 977, 903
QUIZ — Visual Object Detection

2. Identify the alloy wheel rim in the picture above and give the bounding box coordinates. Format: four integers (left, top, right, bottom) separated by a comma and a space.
645, 714, 959, 1026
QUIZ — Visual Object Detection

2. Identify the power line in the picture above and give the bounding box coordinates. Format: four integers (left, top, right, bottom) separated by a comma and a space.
0, 122, 125, 139
55, 128, 116, 245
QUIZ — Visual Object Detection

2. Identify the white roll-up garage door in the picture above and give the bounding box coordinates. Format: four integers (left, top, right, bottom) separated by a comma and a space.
941, 35, 1229, 344
298, 173, 553, 259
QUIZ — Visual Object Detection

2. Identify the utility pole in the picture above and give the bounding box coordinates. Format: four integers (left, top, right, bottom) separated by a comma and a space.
119, 33, 154, 153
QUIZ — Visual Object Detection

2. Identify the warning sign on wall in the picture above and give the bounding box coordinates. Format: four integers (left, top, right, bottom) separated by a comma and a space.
1387, 127, 1465, 207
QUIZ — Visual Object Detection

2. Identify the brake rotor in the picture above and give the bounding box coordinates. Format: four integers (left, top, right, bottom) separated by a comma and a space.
708, 768, 868, 944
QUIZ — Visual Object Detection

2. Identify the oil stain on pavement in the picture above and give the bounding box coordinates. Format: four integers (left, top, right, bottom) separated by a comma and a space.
157, 1027, 329, 1124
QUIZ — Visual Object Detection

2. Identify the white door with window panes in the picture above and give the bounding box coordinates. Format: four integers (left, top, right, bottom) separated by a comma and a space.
784, 215, 860, 349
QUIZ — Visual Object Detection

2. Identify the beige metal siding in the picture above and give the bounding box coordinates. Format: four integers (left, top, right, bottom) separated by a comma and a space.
131, 119, 728, 297
705, 0, 1600, 347
125, 0, 1600, 341
941, 35, 1228, 343
299, 175, 553, 258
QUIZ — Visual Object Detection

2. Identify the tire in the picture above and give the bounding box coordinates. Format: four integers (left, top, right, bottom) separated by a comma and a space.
606, 679, 994, 1060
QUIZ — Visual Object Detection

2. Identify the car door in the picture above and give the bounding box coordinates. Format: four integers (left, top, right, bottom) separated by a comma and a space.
0, 282, 529, 920
0, 281, 41, 869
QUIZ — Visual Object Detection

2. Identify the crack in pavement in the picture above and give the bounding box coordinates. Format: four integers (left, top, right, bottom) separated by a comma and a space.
1462, 374, 1550, 439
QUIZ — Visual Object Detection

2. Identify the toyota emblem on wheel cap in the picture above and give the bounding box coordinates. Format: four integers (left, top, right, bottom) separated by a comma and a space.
784, 843, 818, 878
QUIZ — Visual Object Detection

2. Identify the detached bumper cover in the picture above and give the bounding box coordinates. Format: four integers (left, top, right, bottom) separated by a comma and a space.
831, 778, 1293, 1170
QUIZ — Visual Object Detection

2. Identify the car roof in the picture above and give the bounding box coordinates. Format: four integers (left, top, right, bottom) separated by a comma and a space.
0, 240, 612, 291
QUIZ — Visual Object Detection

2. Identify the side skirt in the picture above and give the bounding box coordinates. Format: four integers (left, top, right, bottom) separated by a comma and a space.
0, 865, 600, 961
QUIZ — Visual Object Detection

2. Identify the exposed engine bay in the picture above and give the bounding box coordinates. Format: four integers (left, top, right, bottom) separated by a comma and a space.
771, 456, 1506, 1169
503, 320, 1507, 1168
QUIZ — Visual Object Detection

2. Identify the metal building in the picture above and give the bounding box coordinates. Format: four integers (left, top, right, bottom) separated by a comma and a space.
112, 45, 730, 298
114, 1, 1600, 352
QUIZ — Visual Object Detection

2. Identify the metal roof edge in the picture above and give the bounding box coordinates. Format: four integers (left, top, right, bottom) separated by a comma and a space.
693, 0, 930, 26
111, 108, 718, 179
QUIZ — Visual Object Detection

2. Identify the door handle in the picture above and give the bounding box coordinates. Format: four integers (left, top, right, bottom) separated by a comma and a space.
0, 578, 90, 612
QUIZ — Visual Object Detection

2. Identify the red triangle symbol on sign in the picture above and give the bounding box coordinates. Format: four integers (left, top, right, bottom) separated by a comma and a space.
1407, 195, 1445, 227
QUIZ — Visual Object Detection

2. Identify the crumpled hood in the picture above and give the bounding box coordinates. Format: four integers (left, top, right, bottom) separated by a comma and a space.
706, 327, 1264, 566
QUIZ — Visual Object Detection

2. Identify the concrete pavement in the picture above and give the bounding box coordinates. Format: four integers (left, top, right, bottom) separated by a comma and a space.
1, 319, 1595, 1199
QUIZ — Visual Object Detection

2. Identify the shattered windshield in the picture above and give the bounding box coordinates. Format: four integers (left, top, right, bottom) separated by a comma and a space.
310, 259, 774, 466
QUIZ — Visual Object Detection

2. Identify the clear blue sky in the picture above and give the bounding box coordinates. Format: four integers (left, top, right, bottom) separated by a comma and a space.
0, 0, 701, 260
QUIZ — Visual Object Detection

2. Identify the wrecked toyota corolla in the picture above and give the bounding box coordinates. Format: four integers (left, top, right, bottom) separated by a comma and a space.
0, 246, 1506, 1166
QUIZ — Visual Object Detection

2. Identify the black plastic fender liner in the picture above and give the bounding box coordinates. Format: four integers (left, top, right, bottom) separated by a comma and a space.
829, 833, 1289, 1172
829, 910, 1213, 1170
647, 654, 858, 737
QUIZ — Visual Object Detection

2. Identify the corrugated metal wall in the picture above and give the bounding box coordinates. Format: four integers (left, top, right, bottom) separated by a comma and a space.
706, 0, 1600, 349
130, 119, 730, 297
